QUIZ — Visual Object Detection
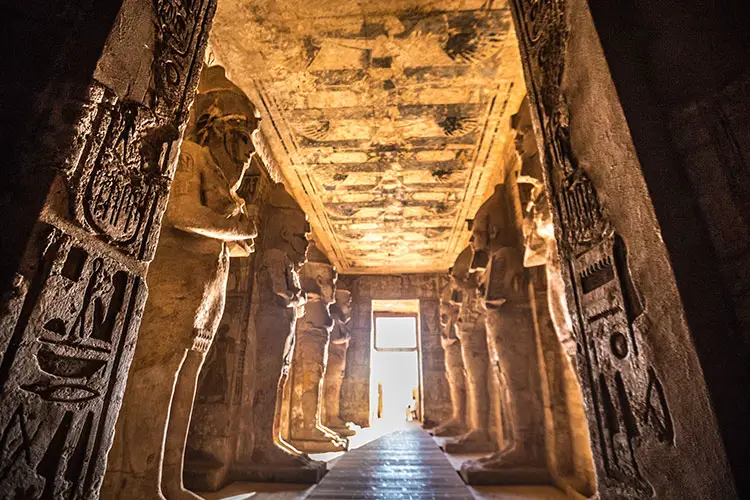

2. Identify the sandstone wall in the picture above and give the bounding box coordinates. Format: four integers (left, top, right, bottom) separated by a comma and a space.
509, 0, 738, 496
338, 274, 451, 427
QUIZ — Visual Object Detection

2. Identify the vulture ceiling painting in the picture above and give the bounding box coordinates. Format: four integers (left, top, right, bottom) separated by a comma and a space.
210, 0, 525, 273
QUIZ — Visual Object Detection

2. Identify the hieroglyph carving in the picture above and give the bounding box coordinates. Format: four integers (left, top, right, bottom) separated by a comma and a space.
0, 226, 146, 498
509, 0, 674, 496
0, 0, 215, 497
63, 0, 218, 261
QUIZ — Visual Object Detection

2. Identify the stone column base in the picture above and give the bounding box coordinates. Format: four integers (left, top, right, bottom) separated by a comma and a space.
459, 465, 551, 486
232, 461, 327, 484
290, 437, 349, 453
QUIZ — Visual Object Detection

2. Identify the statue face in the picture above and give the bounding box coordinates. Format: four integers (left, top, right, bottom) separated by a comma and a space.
217, 120, 256, 184
281, 212, 310, 267
225, 122, 255, 165
334, 291, 352, 321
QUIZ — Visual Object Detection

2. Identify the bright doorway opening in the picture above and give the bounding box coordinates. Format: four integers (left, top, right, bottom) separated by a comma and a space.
369, 300, 422, 432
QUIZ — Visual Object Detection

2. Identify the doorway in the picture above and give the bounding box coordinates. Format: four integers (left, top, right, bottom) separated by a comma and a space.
370, 308, 421, 431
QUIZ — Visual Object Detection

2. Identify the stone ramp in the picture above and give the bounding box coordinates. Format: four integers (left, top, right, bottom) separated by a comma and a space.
305, 426, 475, 499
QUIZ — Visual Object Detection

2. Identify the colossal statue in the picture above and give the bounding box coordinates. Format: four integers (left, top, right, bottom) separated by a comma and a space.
288, 245, 347, 452
516, 111, 596, 493
322, 289, 356, 437
244, 182, 326, 481
443, 246, 495, 453
430, 274, 467, 437
103, 66, 260, 500
460, 183, 548, 483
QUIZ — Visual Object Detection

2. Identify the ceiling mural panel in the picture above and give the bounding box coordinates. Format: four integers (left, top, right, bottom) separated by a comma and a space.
210, 0, 525, 273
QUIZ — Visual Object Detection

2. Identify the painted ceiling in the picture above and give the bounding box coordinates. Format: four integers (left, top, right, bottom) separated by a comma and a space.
210, 0, 525, 273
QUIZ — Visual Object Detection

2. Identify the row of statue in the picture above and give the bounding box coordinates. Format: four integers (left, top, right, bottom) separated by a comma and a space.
429, 107, 592, 485
101, 66, 355, 499
96, 63, 589, 498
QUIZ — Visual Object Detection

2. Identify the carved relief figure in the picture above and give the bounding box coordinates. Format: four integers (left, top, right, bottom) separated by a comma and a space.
288, 245, 347, 452
322, 289, 356, 437
443, 246, 495, 454
461, 183, 548, 483
430, 280, 467, 437
508, 1, 676, 494
246, 182, 325, 481
103, 65, 260, 500
0, 1, 215, 497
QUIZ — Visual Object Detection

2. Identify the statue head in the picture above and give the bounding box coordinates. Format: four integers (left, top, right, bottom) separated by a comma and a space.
470, 184, 516, 271
300, 243, 337, 305
192, 65, 261, 189
331, 290, 353, 324
450, 246, 479, 292
262, 183, 310, 268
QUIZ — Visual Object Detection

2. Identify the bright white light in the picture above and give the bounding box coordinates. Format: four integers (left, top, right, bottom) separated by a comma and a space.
375, 316, 417, 349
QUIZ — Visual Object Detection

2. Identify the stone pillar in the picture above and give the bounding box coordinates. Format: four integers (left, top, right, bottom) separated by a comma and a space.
515, 101, 596, 496
430, 282, 467, 437
235, 183, 325, 483
0, 1, 215, 497
322, 290, 355, 437
507, 0, 741, 496
459, 183, 548, 484
443, 247, 495, 454
183, 153, 275, 492
287, 245, 347, 453
103, 65, 260, 500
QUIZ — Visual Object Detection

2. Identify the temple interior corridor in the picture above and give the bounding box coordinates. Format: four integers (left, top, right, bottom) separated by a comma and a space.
1, 0, 749, 498
202, 427, 567, 500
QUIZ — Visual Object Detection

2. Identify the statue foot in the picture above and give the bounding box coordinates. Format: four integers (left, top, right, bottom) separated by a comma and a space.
326, 418, 355, 436
291, 426, 348, 452
459, 450, 550, 486
163, 486, 205, 500
240, 446, 327, 483
329, 425, 355, 437
251, 446, 316, 468
294, 426, 344, 444
443, 429, 496, 454
430, 418, 466, 437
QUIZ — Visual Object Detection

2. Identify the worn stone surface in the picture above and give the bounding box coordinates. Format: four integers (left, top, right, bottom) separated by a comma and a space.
207, 0, 526, 273
183, 150, 277, 492
338, 274, 450, 427
287, 245, 347, 453
103, 65, 260, 500
235, 183, 325, 483
509, 0, 737, 497
514, 101, 595, 495
586, 3, 750, 495
461, 181, 547, 483
0, 0, 215, 498
442, 247, 495, 454
430, 279, 467, 437
322, 290, 355, 436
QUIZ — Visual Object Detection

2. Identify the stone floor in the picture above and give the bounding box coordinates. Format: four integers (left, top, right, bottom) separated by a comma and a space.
306, 427, 475, 499
200, 425, 569, 500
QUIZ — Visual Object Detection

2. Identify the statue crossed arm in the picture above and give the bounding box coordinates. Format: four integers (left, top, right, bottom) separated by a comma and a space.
168, 148, 258, 242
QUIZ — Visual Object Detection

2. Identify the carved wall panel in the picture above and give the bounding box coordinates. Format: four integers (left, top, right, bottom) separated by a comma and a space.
508, 0, 679, 496
0, 0, 216, 497
338, 274, 450, 427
